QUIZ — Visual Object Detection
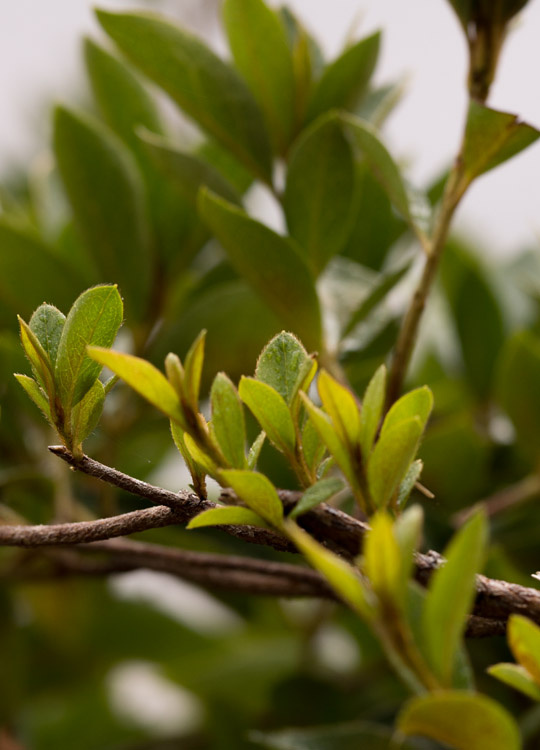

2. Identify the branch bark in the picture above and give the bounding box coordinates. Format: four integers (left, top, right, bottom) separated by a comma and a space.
1, 447, 539, 638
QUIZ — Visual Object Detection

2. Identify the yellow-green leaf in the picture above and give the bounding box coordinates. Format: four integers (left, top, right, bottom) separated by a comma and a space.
488, 663, 540, 702
508, 614, 540, 686
359, 364, 386, 459
239, 377, 296, 455
363, 512, 402, 604
14, 375, 53, 424
211, 372, 247, 469
221, 469, 283, 527
183, 330, 206, 411
317, 370, 360, 451
367, 417, 423, 508
289, 478, 344, 520
380, 386, 433, 439
187, 505, 268, 530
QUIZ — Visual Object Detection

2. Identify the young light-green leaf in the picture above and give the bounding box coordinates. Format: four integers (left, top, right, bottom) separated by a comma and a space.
306, 32, 380, 123
211, 372, 247, 469
284, 114, 356, 275
96, 9, 273, 183
183, 330, 206, 411
223, 0, 295, 154
290, 477, 344, 520
398, 691, 520, 750
255, 331, 313, 406
422, 512, 487, 685
359, 364, 386, 459
220, 469, 283, 527
55, 286, 123, 411
239, 377, 296, 456
187, 505, 268, 530
367, 417, 423, 508
380, 386, 433, 439
53, 107, 152, 319
488, 663, 540, 702
29, 304, 65, 367
14, 375, 53, 424
198, 189, 321, 350
18, 316, 55, 399
70, 379, 106, 447
363, 511, 402, 604
507, 614, 540, 685
247, 431, 266, 470
87, 347, 185, 426
317, 370, 360, 452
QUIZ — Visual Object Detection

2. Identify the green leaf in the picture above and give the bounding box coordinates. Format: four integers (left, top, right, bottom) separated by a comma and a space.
255, 331, 313, 406
398, 691, 521, 750
284, 114, 356, 275
55, 285, 123, 411
239, 377, 296, 455
210, 373, 247, 469
170, 421, 207, 498
221, 469, 283, 527
394, 505, 424, 598
397, 460, 423, 509
96, 9, 273, 183
53, 106, 152, 319
380, 386, 433, 438
87, 347, 185, 426
462, 101, 540, 184
29, 304, 65, 367
422, 512, 487, 685
187, 505, 268, 530
300, 394, 359, 492
18, 316, 55, 398
223, 0, 295, 153
286, 521, 372, 618
497, 331, 540, 456
14, 375, 53, 424
251, 720, 418, 749
488, 663, 540, 702
341, 113, 412, 225
507, 614, 540, 685
139, 130, 241, 206
290, 478, 344, 520
198, 189, 321, 350
367, 417, 423, 508
343, 262, 410, 336
363, 511, 402, 604
358, 364, 386, 459
302, 415, 327, 474
247, 431, 266, 470
70, 379, 106, 446
317, 370, 360, 451
183, 432, 221, 480
84, 37, 163, 154
183, 330, 206, 411
306, 32, 380, 123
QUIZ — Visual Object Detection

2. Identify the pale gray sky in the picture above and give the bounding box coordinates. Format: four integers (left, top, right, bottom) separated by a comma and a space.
1, 0, 540, 255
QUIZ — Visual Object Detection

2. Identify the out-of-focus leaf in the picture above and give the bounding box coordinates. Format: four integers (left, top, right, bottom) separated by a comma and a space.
255, 331, 313, 406
306, 33, 380, 124
223, 0, 295, 153
447, 0, 530, 28
343, 262, 410, 336
239, 377, 296, 455
198, 189, 321, 350
55, 285, 123, 410
0, 221, 86, 318
398, 691, 521, 750
211, 372, 247, 469
317, 370, 360, 450
14, 375, 53, 424
357, 81, 405, 127
363, 512, 402, 604
381, 386, 433, 439
140, 130, 241, 206
251, 720, 419, 749
497, 331, 540, 457
367, 417, 423, 508
358, 364, 386, 459
187, 505, 268, 530
53, 107, 152, 319
96, 9, 273, 182
70, 379, 105, 445
286, 521, 372, 618
290, 477, 344, 519
284, 114, 356, 275
84, 37, 163, 154
507, 614, 540, 685
422, 512, 487, 685
29, 304, 65, 367
183, 329, 206, 411
395, 505, 423, 595
87, 347, 185, 426
221, 469, 283, 527
488, 663, 540, 702
462, 101, 540, 183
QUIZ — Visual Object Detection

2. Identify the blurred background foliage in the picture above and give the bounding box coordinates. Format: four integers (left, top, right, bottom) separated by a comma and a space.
2, 1, 540, 748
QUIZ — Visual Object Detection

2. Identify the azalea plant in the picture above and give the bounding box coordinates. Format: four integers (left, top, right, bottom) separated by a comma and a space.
2, 1, 540, 748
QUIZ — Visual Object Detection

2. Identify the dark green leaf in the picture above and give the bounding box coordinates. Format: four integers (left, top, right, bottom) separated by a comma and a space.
223, 0, 295, 153
306, 33, 380, 123
398, 691, 520, 750
55, 285, 123, 410
255, 331, 313, 406
211, 372, 247, 469
198, 189, 321, 350
284, 114, 356, 275
29, 304, 65, 367
290, 478, 344, 519
54, 106, 152, 319
96, 9, 273, 182
422, 512, 487, 685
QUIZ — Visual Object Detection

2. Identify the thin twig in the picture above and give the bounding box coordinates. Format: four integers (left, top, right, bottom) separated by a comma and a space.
453, 473, 540, 526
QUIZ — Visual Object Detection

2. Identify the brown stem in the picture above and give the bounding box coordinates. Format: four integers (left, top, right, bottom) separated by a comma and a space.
453, 474, 540, 526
